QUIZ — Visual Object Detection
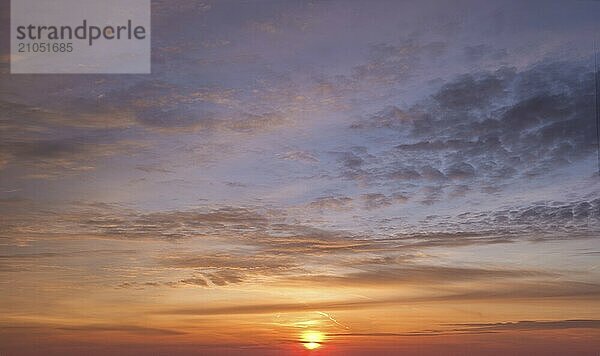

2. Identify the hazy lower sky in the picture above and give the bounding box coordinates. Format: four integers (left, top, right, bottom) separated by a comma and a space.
1, 0, 600, 355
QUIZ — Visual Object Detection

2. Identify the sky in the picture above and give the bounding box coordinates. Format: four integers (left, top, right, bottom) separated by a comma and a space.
1, 0, 600, 354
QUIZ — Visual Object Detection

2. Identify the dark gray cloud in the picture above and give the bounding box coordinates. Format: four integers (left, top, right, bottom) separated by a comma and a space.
432, 68, 514, 111
0, 75, 289, 178
309, 196, 353, 211
0, 109, 145, 176
347, 61, 598, 203
1, 135, 140, 161
361, 193, 409, 210
450, 197, 600, 238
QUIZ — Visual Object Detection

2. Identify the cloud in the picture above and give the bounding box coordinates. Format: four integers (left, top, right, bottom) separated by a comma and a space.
161, 253, 293, 272
361, 193, 408, 210
222, 112, 289, 133
1, 197, 597, 295
329, 319, 600, 338
463, 44, 507, 62
203, 270, 245, 286
451, 197, 600, 238
178, 277, 209, 287
449, 319, 600, 332
352, 40, 447, 85
0, 98, 145, 176
157, 279, 600, 316
156, 299, 394, 316
283, 265, 555, 287
445, 162, 475, 180
2, 323, 186, 336
278, 151, 319, 163
0, 135, 146, 177
56, 324, 186, 336
0, 250, 136, 259
309, 196, 353, 211
345, 61, 598, 202
431, 68, 514, 110
2, 195, 598, 255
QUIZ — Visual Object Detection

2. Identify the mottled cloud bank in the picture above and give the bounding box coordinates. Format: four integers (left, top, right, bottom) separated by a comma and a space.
2, 200, 598, 296
345, 61, 597, 205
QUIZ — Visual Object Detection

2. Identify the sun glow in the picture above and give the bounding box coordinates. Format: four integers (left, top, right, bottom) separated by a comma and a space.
301, 330, 325, 350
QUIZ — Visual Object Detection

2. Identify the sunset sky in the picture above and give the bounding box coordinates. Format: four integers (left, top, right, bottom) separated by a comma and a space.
1, 0, 600, 355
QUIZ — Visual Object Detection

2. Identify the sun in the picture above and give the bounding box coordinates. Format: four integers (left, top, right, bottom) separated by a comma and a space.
301, 330, 325, 350
304, 342, 321, 350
